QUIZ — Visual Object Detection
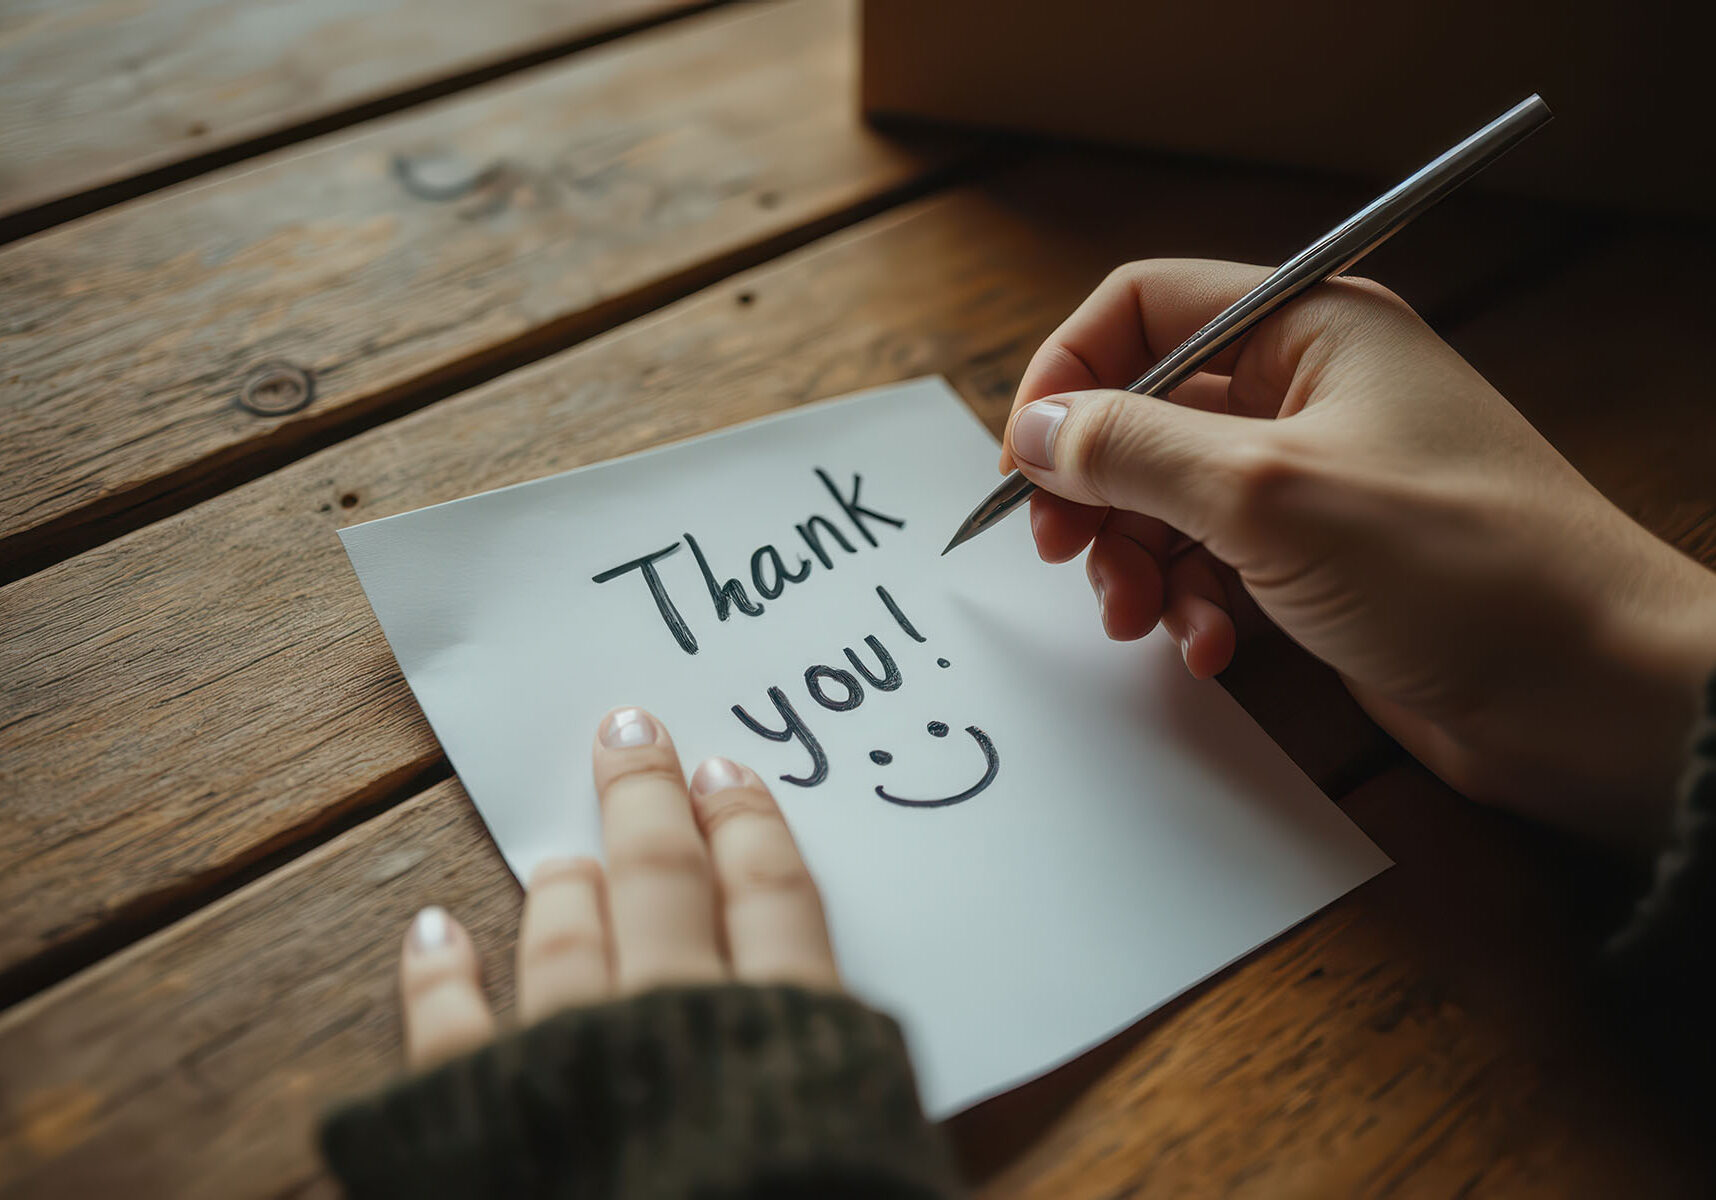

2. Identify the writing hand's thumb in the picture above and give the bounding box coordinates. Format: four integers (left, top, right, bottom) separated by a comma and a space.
1005, 390, 1252, 544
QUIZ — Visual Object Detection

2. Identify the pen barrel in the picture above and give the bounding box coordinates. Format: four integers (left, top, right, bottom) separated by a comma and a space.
944, 94, 1552, 554
1126, 94, 1552, 400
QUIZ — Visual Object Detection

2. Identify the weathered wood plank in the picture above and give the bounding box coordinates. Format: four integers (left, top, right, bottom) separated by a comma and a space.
0, 155, 1584, 990
4, 762, 1707, 1195
0, 0, 712, 225
958, 765, 1712, 1197
0, 0, 955, 572
0, 780, 512, 1200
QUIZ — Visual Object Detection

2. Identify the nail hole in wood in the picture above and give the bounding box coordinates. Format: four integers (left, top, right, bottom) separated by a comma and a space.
736, 291, 755, 307
238, 362, 315, 417
339, 493, 359, 509
186, 121, 208, 137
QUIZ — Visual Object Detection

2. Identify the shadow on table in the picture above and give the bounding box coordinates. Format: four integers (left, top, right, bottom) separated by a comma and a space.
943, 953, 1244, 1185
943, 757, 1714, 1194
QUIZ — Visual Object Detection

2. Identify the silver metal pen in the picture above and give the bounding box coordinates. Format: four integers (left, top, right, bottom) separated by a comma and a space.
942, 94, 1552, 556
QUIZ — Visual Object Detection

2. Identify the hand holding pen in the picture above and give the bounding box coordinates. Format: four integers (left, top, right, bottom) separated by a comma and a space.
966, 130, 1716, 850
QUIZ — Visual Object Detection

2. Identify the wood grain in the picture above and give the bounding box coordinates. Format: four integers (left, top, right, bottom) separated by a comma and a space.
3, 759, 1707, 1195
0, 0, 710, 224
956, 765, 1712, 1198
0, 153, 1561, 992
0, 0, 955, 572
0, 779, 514, 1200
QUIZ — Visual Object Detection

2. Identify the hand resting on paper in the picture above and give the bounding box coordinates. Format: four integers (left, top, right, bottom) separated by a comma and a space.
1000, 259, 1716, 847
318, 707, 960, 1199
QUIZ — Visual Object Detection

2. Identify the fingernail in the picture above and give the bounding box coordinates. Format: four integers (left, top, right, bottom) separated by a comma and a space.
1179, 632, 1194, 667
1010, 401, 1067, 470
409, 905, 454, 953
600, 707, 658, 749
690, 756, 747, 797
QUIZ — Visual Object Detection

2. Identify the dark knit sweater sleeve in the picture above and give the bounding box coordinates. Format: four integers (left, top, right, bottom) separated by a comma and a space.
318, 983, 963, 1200
1602, 670, 1716, 1084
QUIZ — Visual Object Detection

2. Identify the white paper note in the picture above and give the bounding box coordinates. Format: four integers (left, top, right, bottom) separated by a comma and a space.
340, 377, 1389, 1116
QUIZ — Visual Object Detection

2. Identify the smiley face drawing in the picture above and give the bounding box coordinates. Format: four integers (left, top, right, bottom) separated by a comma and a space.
867, 720, 999, 808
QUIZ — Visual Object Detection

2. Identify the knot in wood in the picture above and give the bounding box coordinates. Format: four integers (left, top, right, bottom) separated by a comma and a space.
392, 151, 503, 202
238, 362, 315, 417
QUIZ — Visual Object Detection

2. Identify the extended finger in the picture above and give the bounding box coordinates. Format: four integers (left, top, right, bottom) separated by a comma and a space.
517, 857, 614, 1022
400, 906, 496, 1070
593, 707, 725, 993
688, 757, 839, 990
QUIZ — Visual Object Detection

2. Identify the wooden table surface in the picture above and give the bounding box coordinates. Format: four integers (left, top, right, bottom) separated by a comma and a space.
3, 2, 1714, 1196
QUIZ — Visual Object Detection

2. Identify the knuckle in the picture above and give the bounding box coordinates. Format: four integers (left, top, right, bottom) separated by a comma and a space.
1106, 258, 1176, 305
1071, 395, 1133, 486
1104, 259, 1150, 288
1214, 435, 1310, 527
601, 761, 685, 795
607, 832, 709, 883
529, 857, 602, 892
724, 852, 819, 904
1301, 277, 1420, 339
1108, 257, 1184, 286
622, 956, 725, 993
1332, 274, 1411, 312
403, 961, 475, 1007
1029, 341, 1092, 392
695, 788, 778, 838
521, 926, 607, 968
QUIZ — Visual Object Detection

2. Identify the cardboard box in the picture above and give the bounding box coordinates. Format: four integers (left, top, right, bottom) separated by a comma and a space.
860, 0, 1706, 216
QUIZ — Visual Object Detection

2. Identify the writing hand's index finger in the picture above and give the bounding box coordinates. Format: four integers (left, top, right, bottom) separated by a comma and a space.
1003, 259, 1273, 472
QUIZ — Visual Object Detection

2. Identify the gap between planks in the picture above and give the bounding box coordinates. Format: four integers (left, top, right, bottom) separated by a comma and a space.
0, 1, 736, 247
0, 757, 451, 1013
0, 156, 1606, 592
0, 155, 995, 589
5, 765, 1706, 1199
0, 672, 1397, 1017
0, 0, 991, 585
